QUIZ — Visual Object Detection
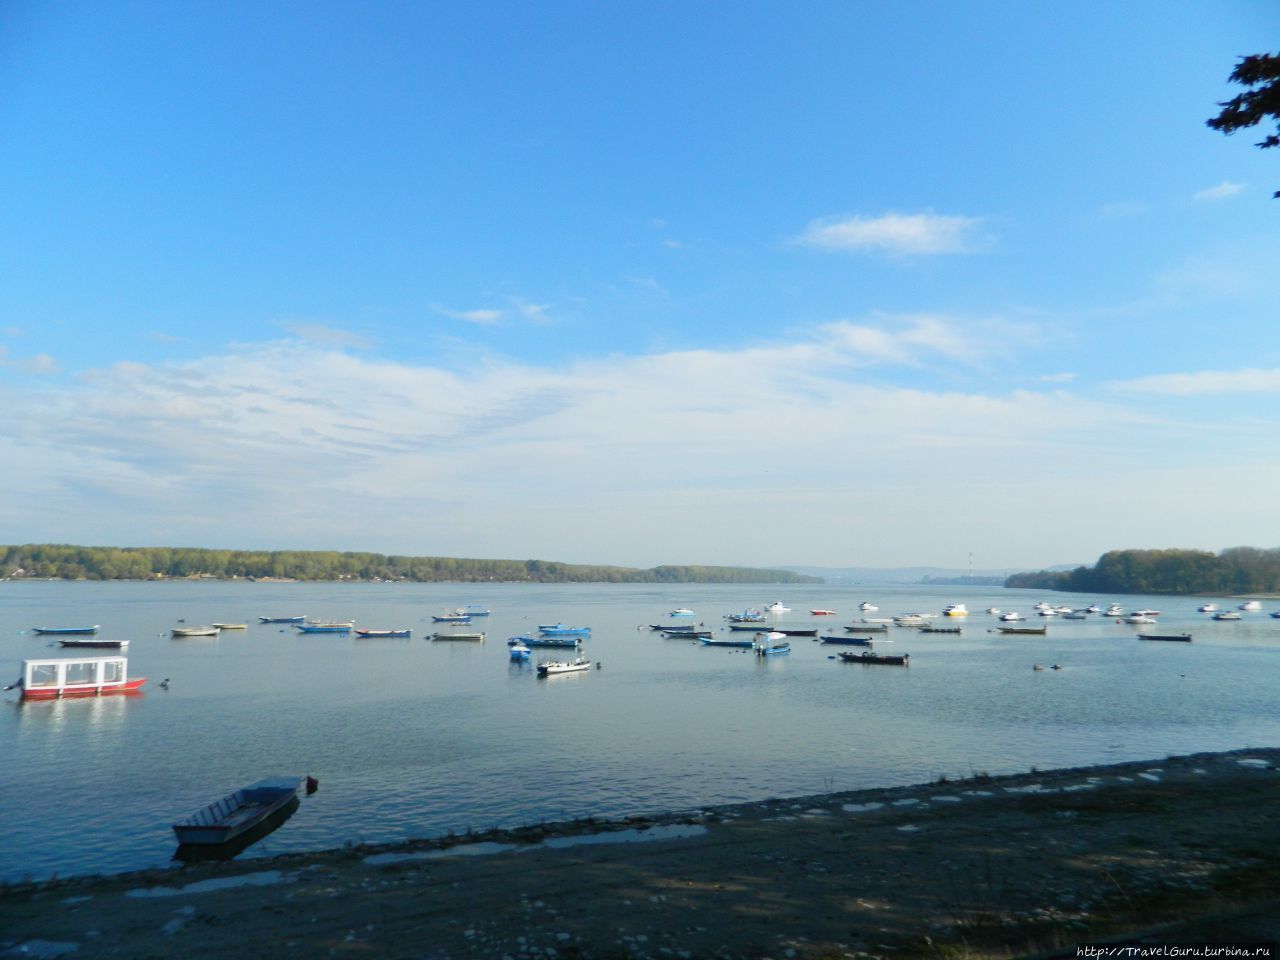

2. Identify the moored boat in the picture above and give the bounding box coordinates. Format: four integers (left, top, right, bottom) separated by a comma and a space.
845, 623, 888, 633
998, 626, 1048, 635
699, 636, 754, 648
32, 626, 100, 636
1198, 603, 1219, 613
518, 635, 581, 648
1138, 633, 1193, 642
432, 614, 472, 624
943, 603, 968, 617
999, 612, 1025, 621
172, 777, 307, 846
919, 625, 961, 634
259, 616, 305, 623
810, 609, 836, 616
537, 624, 591, 638
537, 657, 592, 676
1104, 604, 1124, 617
769, 627, 818, 637
1125, 615, 1158, 624
859, 602, 878, 612
1239, 600, 1262, 612
1212, 611, 1243, 621
837, 650, 909, 666
765, 601, 790, 613
663, 629, 712, 639
669, 608, 695, 617
820, 635, 875, 647
509, 642, 531, 661
752, 631, 790, 657
5, 656, 146, 700
295, 621, 353, 633
58, 638, 128, 649
432, 631, 485, 641
212, 623, 247, 630
354, 628, 412, 638
172, 625, 220, 637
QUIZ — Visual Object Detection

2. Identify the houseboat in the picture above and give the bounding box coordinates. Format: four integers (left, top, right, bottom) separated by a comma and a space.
5, 656, 146, 700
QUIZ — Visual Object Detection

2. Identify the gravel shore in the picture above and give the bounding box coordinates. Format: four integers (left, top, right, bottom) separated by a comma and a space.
4, 748, 1279, 959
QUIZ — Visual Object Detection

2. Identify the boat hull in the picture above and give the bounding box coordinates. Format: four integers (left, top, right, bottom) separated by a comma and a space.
22, 678, 147, 700
172, 778, 303, 846
33, 626, 100, 635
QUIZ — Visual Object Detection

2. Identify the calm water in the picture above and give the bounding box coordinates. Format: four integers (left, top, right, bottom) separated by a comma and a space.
3, 580, 1279, 883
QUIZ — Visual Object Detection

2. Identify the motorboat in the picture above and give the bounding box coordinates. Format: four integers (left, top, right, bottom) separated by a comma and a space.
1133, 609, 1161, 617
942, 603, 968, 617
837, 650, 909, 666
725, 610, 766, 623
1037, 609, 1059, 617
1061, 610, 1089, 619
5, 655, 146, 700
1085, 605, 1102, 614
172, 777, 306, 846
432, 614, 472, 624
1213, 611, 1243, 621
861, 617, 894, 624
809, 609, 836, 616
999, 611, 1024, 622
698, 636, 754, 648
295, 622, 353, 633
1125, 614, 1158, 624
859, 602, 879, 612
454, 605, 491, 617
1105, 604, 1124, 617
537, 657, 592, 676
259, 616, 305, 624
537, 624, 591, 638
765, 602, 790, 613
509, 641, 531, 661
1198, 603, 1219, 613
1239, 600, 1262, 612
669, 608, 695, 617
752, 631, 790, 657
985, 607, 1001, 614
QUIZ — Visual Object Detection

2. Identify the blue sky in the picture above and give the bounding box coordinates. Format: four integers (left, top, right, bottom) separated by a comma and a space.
1, 1, 1278, 570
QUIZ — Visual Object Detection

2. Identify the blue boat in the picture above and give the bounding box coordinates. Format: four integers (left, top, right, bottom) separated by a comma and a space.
752, 632, 790, 657
537, 624, 591, 638
508, 641, 531, 661
296, 622, 353, 634
820, 635, 875, 647
259, 616, 305, 624
32, 626, 100, 636
459, 605, 491, 617
432, 614, 472, 624
698, 636, 753, 648
513, 634, 581, 648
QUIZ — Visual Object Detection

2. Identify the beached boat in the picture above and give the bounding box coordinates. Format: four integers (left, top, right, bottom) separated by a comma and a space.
837, 650, 909, 666
537, 657, 592, 676
172, 777, 306, 846
172, 626, 220, 637
295, 622, 353, 633
32, 626, 100, 636
698, 636, 754, 648
259, 616, 305, 623
998, 626, 1048, 635
820, 635, 875, 647
354, 628, 412, 638
943, 603, 968, 617
58, 638, 128, 649
5, 656, 146, 700
211, 623, 247, 630
1138, 633, 1193, 642
752, 632, 790, 657
432, 631, 485, 641
537, 624, 591, 638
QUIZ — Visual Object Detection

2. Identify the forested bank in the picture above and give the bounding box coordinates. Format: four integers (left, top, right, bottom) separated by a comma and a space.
0, 544, 819, 585
1005, 547, 1280, 595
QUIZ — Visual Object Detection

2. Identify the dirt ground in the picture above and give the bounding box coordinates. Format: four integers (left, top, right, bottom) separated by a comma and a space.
4, 747, 1279, 959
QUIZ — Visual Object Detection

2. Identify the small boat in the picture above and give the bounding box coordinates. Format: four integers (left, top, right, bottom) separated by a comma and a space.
725, 611, 767, 623
172, 625, 220, 637
657, 624, 701, 633
663, 629, 712, 639
5, 656, 146, 700
1239, 600, 1262, 612
58, 638, 128, 649
1125, 615, 1157, 624
765, 601, 790, 613
432, 631, 485, 641
295, 622, 353, 633
1139, 633, 1192, 642
1061, 611, 1088, 620
810, 609, 836, 616
998, 626, 1048, 635
456, 605, 492, 617
1133, 609, 1161, 617
259, 616, 305, 624
770, 627, 818, 637
538, 624, 591, 637
919, 625, 961, 634
537, 657, 592, 676
837, 650, 909, 666
212, 623, 247, 630
669, 608, 695, 617
1198, 603, 1219, 613
1271, 612, 1280, 619
943, 603, 968, 617
521, 635, 581, 648
432, 614, 473, 624
1104, 604, 1124, 617
985, 607, 1001, 614
172, 777, 306, 846
752, 632, 790, 657
1038, 608, 1059, 617
861, 617, 894, 625
820, 635, 875, 647
1212, 611, 1243, 621
1085, 605, 1102, 614
509, 642, 531, 661
354, 628, 412, 638
893, 614, 932, 627
699, 636, 754, 648
32, 626, 100, 636
728, 622, 771, 631
844, 623, 888, 633
999, 611, 1025, 622
859, 602, 878, 612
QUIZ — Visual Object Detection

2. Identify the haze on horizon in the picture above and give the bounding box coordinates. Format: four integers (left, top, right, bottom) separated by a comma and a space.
1, 2, 1278, 572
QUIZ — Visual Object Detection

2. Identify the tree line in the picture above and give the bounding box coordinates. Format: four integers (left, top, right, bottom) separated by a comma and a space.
0, 544, 820, 585
1005, 547, 1280, 595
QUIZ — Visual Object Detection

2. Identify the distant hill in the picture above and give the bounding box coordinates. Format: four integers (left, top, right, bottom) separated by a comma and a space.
779, 565, 1025, 585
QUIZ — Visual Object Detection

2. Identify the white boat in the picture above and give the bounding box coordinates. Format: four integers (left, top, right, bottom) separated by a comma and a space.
1126, 614, 1158, 624
1085, 605, 1101, 614
765, 601, 790, 613
537, 657, 592, 676
1214, 611, 1243, 621
1034, 602, 1051, 611
1105, 604, 1124, 617
985, 607, 1001, 614
1038, 609, 1058, 617
1134, 609, 1161, 617
752, 631, 790, 657
669, 608, 695, 617
1198, 603, 1219, 613
859, 602, 878, 612
942, 603, 968, 617
211, 623, 247, 630
998, 611, 1024, 622
5, 655, 147, 700
1239, 600, 1262, 612
172, 625, 220, 637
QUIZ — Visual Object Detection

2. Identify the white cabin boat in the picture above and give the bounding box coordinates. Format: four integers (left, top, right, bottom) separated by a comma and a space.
752, 631, 791, 657
537, 657, 592, 676
1126, 614, 1158, 624
6, 656, 146, 700
1213, 611, 1243, 621
1239, 600, 1262, 612
859, 602, 878, 612
1197, 603, 1218, 613
999, 611, 1024, 621
1105, 604, 1124, 617
943, 603, 968, 617
765, 601, 790, 613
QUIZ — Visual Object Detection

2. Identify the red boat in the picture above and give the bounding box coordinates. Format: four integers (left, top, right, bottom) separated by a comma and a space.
6, 656, 147, 700
810, 609, 836, 616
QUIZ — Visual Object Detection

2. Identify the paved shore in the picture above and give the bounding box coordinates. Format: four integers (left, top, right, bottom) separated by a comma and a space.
4, 748, 1279, 959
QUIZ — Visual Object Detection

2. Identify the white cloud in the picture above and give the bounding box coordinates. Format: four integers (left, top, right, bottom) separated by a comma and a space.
0, 346, 57, 374
510, 297, 552, 322
284, 322, 372, 349
1039, 372, 1077, 384
434, 305, 503, 325
1194, 181, 1243, 202
1112, 367, 1280, 396
794, 212, 983, 255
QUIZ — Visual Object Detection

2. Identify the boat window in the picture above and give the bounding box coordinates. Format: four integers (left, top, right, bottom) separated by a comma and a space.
65, 661, 97, 685
29, 664, 60, 687
103, 661, 123, 683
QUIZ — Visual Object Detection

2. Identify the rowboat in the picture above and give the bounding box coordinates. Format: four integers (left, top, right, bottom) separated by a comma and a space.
820, 636, 874, 647
212, 623, 247, 630
663, 629, 712, 639
698, 636, 754, 648
1138, 633, 1192, 642
172, 626, 220, 637
837, 650, 909, 666
432, 614, 472, 624
172, 777, 308, 846
354, 628, 412, 638
295, 621, 354, 633
845, 624, 888, 633
259, 616, 305, 624
537, 657, 592, 676
432, 632, 485, 641
919, 625, 961, 634
515, 635, 581, 648
58, 638, 128, 649
5, 656, 146, 700
752, 632, 790, 657
32, 626, 100, 635
769, 627, 817, 637
998, 626, 1048, 635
